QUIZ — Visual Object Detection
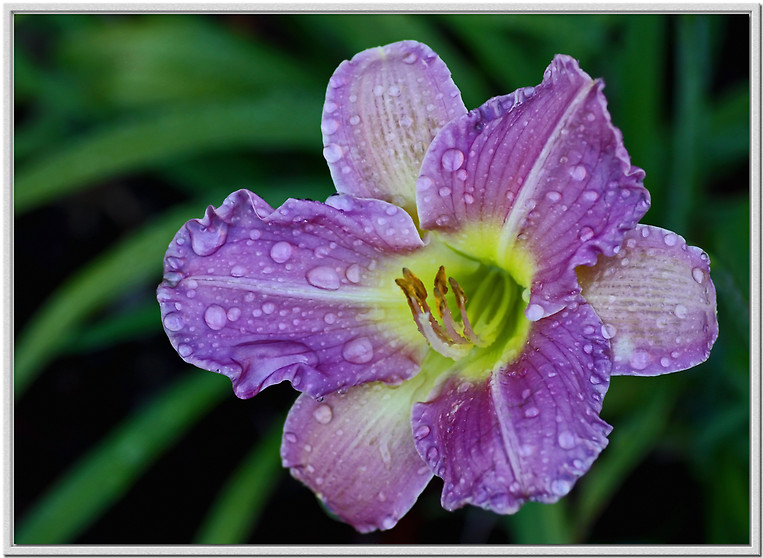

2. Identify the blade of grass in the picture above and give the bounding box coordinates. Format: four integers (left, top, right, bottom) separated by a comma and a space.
15, 371, 229, 544
667, 15, 710, 233
193, 420, 284, 543
15, 203, 197, 399
14, 93, 322, 214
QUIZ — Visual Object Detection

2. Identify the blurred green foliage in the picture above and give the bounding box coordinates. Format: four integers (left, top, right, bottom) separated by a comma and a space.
14, 13, 750, 546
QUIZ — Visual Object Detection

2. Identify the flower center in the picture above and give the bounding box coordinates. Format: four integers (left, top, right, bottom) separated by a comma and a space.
396, 263, 530, 377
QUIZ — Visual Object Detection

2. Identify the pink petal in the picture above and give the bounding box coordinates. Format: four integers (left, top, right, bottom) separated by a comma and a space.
578, 224, 718, 375
412, 300, 612, 513
281, 378, 434, 532
416, 54, 648, 319
157, 190, 429, 399
323, 40, 467, 218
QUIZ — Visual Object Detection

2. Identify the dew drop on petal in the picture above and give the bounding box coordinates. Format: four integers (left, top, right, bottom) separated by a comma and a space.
306, 266, 341, 290
660, 356, 671, 368
345, 263, 362, 284
582, 190, 600, 202
551, 479, 573, 497
414, 425, 430, 440
262, 302, 276, 315
270, 241, 293, 264
373, 84, 384, 96
578, 226, 594, 241
388, 85, 401, 97
381, 516, 397, 530
558, 431, 575, 449
546, 191, 562, 202
629, 349, 651, 370
204, 305, 227, 330
441, 148, 465, 171
402, 51, 418, 64
663, 232, 678, 246
692, 267, 705, 284
525, 304, 544, 322
163, 312, 185, 332
674, 304, 688, 319
187, 221, 228, 257
570, 165, 587, 181
323, 312, 337, 325
524, 406, 540, 418
417, 176, 434, 190
425, 446, 439, 463
342, 336, 374, 364
284, 432, 298, 443
312, 404, 333, 425
438, 187, 452, 197
323, 144, 343, 163
321, 118, 340, 135
226, 307, 241, 321
601, 323, 617, 339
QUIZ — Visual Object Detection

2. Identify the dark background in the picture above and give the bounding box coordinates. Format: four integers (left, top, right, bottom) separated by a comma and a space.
14, 13, 750, 545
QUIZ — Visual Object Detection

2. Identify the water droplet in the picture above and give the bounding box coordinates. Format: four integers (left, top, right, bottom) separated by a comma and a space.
324, 101, 338, 114
674, 304, 688, 319
323, 143, 343, 163
262, 302, 276, 315
398, 115, 413, 128
601, 323, 617, 339
163, 312, 185, 332
204, 305, 227, 330
323, 313, 337, 325
524, 406, 540, 418
417, 176, 434, 190
660, 356, 671, 368
663, 232, 677, 246
178, 343, 192, 357
342, 337, 374, 364
348, 114, 361, 126
425, 446, 439, 463
381, 516, 397, 530
582, 190, 600, 202
414, 425, 430, 440
270, 241, 293, 264
306, 266, 341, 290
441, 148, 465, 171
226, 307, 241, 321
388, 85, 401, 96
438, 187, 451, 197
546, 191, 562, 202
187, 220, 228, 257
558, 431, 575, 449
402, 51, 418, 64
284, 432, 297, 443
578, 226, 594, 241
373, 84, 384, 96
313, 404, 333, 424
628, 349, 651, 370
583, 343, 593, 354
321, 118, 340, 134
551, 479, 572, 497
570, 165, 587, 181
692, 267, 705, 284
525, 304, 544, 322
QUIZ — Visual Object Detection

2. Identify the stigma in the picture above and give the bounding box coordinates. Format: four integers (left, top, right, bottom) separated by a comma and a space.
395, 266, 482, 360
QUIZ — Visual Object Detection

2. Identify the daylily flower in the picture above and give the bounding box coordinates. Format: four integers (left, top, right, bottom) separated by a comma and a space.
157, 41, 718, 533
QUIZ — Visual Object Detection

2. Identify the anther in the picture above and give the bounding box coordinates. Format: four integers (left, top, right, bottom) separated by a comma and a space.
395, 266, 482, 359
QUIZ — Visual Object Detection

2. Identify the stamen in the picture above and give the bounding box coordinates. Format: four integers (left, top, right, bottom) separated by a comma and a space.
395, 266, 482, 359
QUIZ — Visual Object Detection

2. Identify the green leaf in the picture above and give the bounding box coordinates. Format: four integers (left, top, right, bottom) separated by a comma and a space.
573, 382, 676, 538
58, 15, 319, 110
15, 371, 229, 544
706, 85, 750, 173
194, 421, 284, 543
506, 499, 573, 544
14, 204, 196, 399
14, 94, 322, 214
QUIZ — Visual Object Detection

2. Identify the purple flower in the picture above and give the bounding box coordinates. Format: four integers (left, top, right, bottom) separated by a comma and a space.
157, 41, 718, 532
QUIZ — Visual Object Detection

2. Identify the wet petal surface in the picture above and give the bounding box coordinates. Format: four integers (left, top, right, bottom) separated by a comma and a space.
578, 224, 718, 375
323, 40, 467, 218
281, 373, 435, 533
157, 190, 431, 398
412, 301, 612, 513
416, 55, 648, 319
